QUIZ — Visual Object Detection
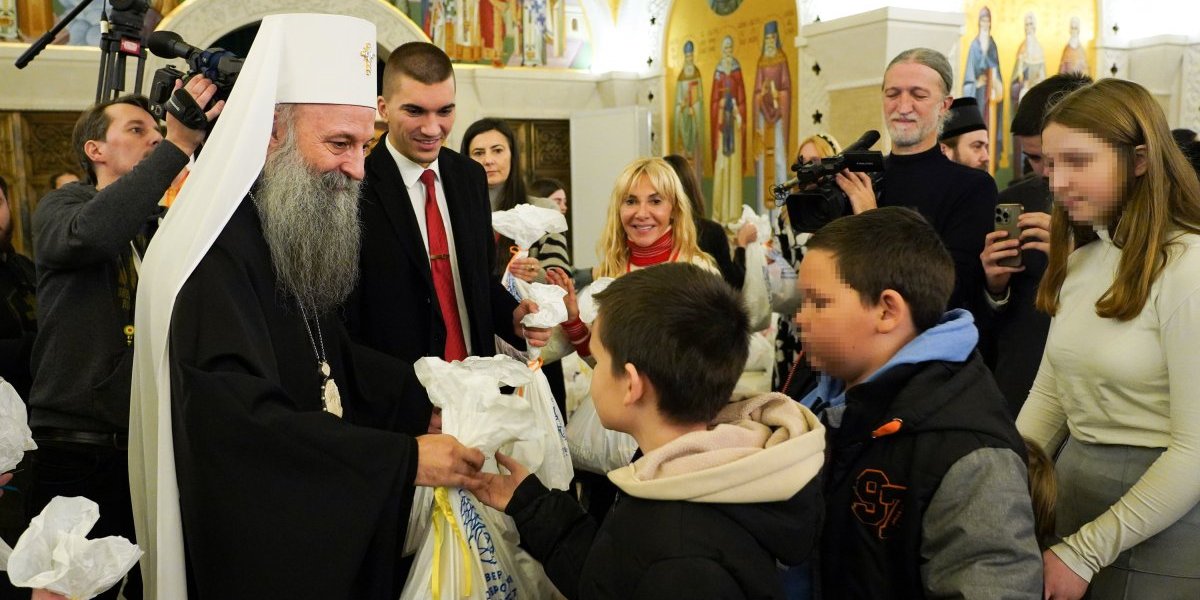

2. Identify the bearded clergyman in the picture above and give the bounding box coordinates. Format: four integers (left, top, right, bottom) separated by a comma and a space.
128, 15, 488, 599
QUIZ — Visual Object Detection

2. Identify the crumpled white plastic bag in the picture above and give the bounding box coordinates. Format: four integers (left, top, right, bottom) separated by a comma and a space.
577, 277, 615, 325
404, 356, 568, 599
519, 283, 567, 329
7, 496, 141, 599
507, 367, 573, 490
414, 357, 533, 458
492, 204, 568, 250
566, 392, 638, 475
731, 205, 773, 244
0, 378, 37, 473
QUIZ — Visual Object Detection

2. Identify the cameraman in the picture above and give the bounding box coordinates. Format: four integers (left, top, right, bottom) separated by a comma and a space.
27, 76, 223, 600
834, 48, 997, 319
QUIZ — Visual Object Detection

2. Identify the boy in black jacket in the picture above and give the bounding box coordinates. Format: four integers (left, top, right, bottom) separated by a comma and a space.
472, 263, 826, 599
795, 207, 1042, 599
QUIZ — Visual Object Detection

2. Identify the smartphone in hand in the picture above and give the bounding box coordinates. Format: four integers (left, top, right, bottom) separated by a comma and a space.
994, 203, 1024, 268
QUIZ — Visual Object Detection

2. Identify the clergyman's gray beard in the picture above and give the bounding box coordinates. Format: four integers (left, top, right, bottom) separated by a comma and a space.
255, 136, 362, 316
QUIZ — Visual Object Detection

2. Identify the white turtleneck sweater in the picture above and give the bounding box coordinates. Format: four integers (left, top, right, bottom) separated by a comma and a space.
1018, 229, 1200, 581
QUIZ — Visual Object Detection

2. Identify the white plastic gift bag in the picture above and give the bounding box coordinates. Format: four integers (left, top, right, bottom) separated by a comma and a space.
401, 357, 567, 600
562, 278, 639, 474
516, 283, 569, 362
492, 204, 568, 252
0, 378, 36, 474
731, 205, 773, 244
7, 496, 141, 599
509, 364, 573, 491
0, 377, 37, 566
494, 204, 568, 299
565, 392, 638, 475
576, 278, 615, 325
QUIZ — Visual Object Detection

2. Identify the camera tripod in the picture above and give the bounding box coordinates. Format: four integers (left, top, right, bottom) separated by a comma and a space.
13, 0, 149, 103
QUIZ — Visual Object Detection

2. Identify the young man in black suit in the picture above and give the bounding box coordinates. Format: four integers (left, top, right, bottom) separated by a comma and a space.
350, 42, 548, 368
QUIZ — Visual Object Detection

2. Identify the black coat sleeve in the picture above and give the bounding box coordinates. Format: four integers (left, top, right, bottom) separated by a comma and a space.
506, 475, 598, 599
632, 557, 746, 599
33, 142, 187, 269
169, 246, 422, 599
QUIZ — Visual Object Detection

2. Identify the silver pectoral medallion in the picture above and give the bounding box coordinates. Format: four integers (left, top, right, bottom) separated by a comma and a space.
319, 361, 343, 418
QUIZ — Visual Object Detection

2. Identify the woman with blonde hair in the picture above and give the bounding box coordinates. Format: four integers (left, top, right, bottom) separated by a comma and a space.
1018, 78, 1200, 599
593, 158, 716, 278
552, 158, 716, 358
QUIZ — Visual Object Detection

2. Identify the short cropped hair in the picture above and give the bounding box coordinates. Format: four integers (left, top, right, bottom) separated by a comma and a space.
592, 263, 749, 424
382, 42, 453, 96
1010, 73, 1092, 136
72, 95, 153, 184
886, 48, 953, 96
807, 207, 954, 332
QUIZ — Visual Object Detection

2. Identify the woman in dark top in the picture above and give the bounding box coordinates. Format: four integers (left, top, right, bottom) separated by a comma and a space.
461, 118, 572, 280
461, 118, 571, 411
663, 154, 750, 289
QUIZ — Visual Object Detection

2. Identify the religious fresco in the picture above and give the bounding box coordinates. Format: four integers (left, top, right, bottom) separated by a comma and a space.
959, 0, 1096, 181
0, 1, 176, 43
665, 0, 798, 219
397, 0, 593, 68
21, 0, 593, 70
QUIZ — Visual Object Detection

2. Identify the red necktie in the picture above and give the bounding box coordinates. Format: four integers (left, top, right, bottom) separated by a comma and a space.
420, 169, 468, 361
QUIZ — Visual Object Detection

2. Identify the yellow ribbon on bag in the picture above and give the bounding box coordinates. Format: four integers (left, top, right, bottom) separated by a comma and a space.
431, 486, 474, 599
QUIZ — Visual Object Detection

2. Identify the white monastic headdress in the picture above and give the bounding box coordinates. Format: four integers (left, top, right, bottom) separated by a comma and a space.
129, 14, 377, 599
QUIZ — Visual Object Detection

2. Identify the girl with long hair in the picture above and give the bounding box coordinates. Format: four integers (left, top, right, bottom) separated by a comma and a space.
1018, 78, 1200, 599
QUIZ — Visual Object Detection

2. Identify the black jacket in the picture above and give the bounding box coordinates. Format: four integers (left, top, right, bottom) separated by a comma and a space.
980, 175, 1052, 415
348, 143, 521, 363
0, 251, 37, 399
696, 217, 745, 289
30, 142, 187, 431
880, 147, 997, 319
508, 476, 821, 599
821, 354, 1038, 600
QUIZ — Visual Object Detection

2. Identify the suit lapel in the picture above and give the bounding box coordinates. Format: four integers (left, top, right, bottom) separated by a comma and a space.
439, 150, 482, 314
366, 146, 434, 290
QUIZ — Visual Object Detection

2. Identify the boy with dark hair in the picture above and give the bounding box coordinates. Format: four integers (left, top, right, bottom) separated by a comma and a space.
472, 262, 826, 599
797, 207, 1041, 599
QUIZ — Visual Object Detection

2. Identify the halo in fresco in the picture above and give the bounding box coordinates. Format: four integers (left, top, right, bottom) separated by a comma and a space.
708, 0, 743, 17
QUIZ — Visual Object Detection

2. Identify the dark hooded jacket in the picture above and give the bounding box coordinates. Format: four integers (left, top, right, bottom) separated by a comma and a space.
508, 393, 826, 599
820, 352, 1042, 599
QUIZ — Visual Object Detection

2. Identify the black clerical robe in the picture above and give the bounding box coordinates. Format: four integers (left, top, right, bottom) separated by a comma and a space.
168, 198, 433, 599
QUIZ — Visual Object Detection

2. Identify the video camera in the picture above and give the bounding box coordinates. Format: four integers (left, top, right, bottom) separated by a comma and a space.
146, 30, 243, 122
773, 130, 885, 233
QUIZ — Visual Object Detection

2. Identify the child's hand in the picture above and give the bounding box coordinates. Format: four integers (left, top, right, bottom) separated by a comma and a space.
469, 451, 531, 513
546, 267, 579, 321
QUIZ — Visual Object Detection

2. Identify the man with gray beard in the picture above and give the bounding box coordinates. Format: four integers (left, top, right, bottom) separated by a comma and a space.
155, 99, 487, 598
254, 103, 364, 318
833, 48, 997, 320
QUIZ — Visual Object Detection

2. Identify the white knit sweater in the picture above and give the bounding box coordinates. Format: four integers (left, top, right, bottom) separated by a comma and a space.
1018, 229, 1200, 581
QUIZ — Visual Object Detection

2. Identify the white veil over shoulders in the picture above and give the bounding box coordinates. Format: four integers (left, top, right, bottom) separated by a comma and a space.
128, 14, 378, 599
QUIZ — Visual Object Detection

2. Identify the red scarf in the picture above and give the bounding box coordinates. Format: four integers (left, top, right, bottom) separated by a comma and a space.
627, 230, 676, 268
